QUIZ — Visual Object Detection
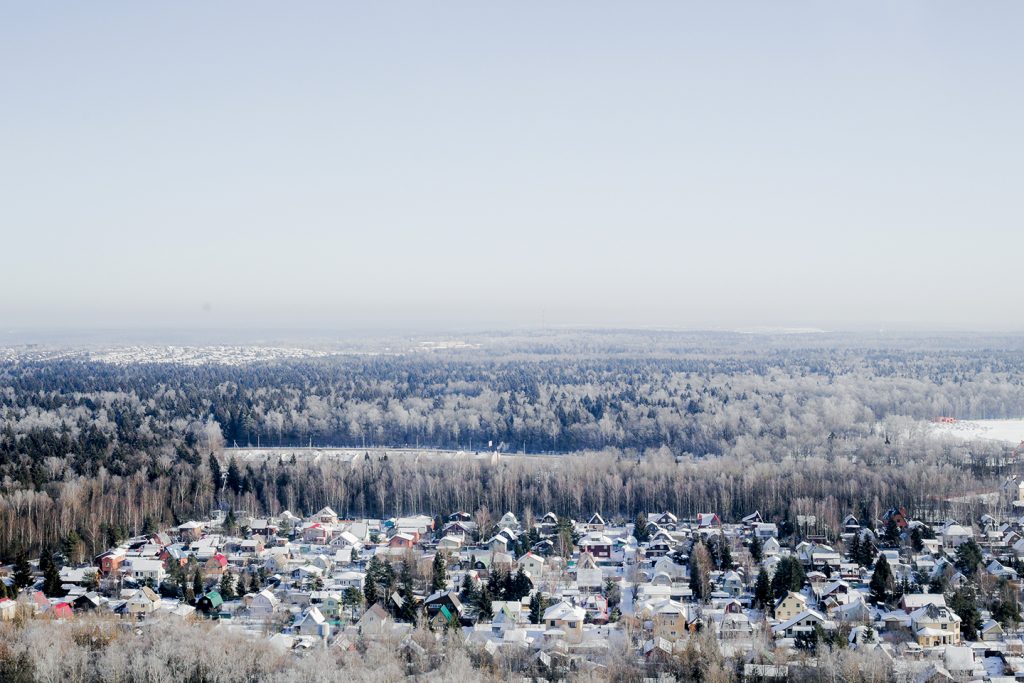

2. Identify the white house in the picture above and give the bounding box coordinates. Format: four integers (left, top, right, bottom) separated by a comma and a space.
941, 524, 973, 548
250, 589, 280, 618
294, 605, 331, 639
122, 558, 166, 585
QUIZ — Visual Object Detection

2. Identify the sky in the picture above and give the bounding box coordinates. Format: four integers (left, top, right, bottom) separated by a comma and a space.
2, 2, 1023, 334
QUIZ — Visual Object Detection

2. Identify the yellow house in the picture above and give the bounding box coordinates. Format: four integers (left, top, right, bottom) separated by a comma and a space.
644, 599, 690, 641
125, 586, 160, 616
911, 604, 961, 647
543, 602, 585, 644
774, 591, 808, 622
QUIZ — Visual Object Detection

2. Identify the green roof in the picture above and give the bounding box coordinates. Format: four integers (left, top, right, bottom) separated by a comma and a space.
204, 591, 224, 608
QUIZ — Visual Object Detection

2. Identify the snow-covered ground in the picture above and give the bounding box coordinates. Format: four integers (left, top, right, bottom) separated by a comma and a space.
930, 418, 1024, 445
0, 344, 332, 365
228, 446, 563, 464
89, 345, 330, 365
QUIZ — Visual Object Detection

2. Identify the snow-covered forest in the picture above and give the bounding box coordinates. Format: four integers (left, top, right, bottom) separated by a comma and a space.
1, 332, 1023, 561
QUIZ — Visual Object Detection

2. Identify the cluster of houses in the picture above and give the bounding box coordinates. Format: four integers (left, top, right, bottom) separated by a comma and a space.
4, 505, 1024, 681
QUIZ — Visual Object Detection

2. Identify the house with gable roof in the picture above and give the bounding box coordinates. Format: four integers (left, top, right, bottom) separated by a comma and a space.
586, 513, 606, 532
250, 588, 280, 618
295, 605, 331, 639
543, 601, 585, 644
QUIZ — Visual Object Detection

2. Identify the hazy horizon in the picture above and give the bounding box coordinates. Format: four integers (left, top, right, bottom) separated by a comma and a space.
4, 3, 1024, 332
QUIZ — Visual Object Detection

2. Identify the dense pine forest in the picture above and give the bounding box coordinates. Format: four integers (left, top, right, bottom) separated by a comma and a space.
2, 332, 1024, 561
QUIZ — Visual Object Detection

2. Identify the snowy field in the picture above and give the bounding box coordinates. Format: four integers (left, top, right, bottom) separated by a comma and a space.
930, 418, 1024, 445
227, 446, 561, 464
88, 345, 331, 365
0, 345, 332, 365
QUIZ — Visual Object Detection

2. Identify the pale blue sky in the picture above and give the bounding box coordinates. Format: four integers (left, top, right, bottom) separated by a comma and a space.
2, 3, 1022, 332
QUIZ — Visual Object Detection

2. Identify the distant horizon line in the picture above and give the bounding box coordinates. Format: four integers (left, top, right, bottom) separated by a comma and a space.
5, 324, 1024, 344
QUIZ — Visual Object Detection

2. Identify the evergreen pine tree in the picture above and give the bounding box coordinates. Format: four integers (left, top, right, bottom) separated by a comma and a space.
883, 519, 901, 546
219, 570, 235, 600
510, 568, 532, 601
460, 573, 477, 603
856, 536, 876, 567
771, 556, 806, 600
477, 584, 493, 620
955, 539, 983, 578
528, 591, 547, 624
397, 559, 417, 623
749, 535, 763, 563
489, 567, 507, 601
869, 555, 893, 605
209, 456, 223, 490
949, 586, 983, 640
42, 549, 64, 597
192, 568, 204, 599
633, 513, 650, 543
718, 538, 734, 570
910, 527, 924, 553
430, 552, 447, 593
13, 551, 33, 588
754, 569, 772, 612
848, 533, 862, 567
364, 568, 379, 606
226, 458, 243, 495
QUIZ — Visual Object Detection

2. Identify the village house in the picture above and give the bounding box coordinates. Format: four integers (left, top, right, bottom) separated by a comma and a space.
124, 586, 160, 617
423, 591, 463, 625
696, 513, 722, 532
579, 532, 613, 559
314, 507, 339, 525
543, 601, 586, 644
910, 603, 962, 647
517, 551, 545, 579
196, 590, 224, 615
178, 521, 205, 542
774, 591, 809, 622
95, 549, 126, 577
250, 588, 281, 618
640, 599, 690, 641
575, 551, 604, 592
358, 602, 393, 637
585, 513, 607, 532
122, 558, 166, 585
0, 597, 17, 621
772, 609, 834, 639
310, 590, 342, 619
487, 531, 514, 554
940, 523, 973, 548
295, 605, 331, 639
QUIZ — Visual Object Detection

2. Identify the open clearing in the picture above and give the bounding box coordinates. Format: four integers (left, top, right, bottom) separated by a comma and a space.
930, 418, 1024, 445
225, 446, 563, 465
